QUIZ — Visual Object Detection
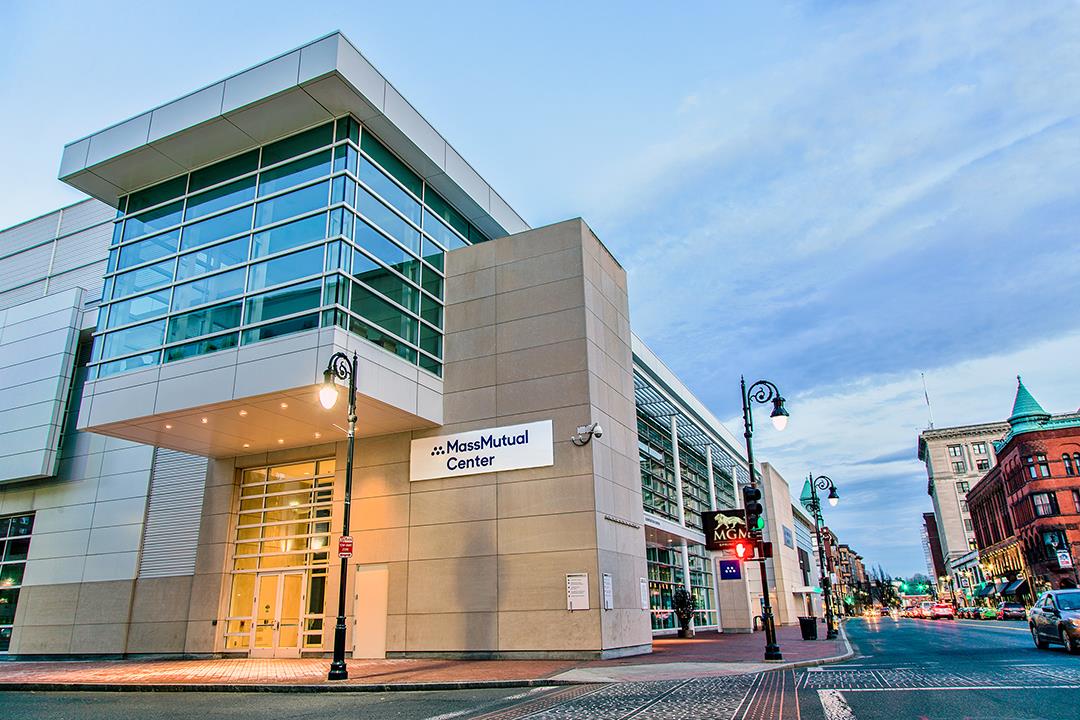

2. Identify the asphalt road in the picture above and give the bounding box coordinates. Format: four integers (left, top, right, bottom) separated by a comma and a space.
797, 615, 1080, 720
7, 617, 1080, 719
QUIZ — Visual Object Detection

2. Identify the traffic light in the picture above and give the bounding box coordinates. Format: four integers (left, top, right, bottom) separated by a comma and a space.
734, 539, 752, 559
743, 485, 764, 535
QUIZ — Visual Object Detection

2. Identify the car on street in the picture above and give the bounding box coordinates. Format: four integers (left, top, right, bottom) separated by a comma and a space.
919, 601, 935, 618
1029, 589, 1080, 653
977, 606, 997, 620
996, 601, 1027, 620
929, 603, 955, 619
958, 606, 976, 619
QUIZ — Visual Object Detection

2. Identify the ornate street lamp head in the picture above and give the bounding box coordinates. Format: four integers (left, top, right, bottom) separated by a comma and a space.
319, 369, 340, 410
769, 395, 789, 431
828, 486, 840, 507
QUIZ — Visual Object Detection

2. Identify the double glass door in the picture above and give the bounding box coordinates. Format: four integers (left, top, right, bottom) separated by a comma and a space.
251, 571, 305, 658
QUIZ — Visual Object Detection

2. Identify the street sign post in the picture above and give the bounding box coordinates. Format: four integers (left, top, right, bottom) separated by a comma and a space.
1058, 549, 1073, 569
338, 535, 354, 559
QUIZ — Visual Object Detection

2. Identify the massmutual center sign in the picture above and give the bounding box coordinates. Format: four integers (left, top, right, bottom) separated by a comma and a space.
409, 420, 555, 481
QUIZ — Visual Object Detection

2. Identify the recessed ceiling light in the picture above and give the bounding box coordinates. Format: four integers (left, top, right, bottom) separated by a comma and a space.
164, 424, 172, 430
239, 410, 248, 417
201, 417, 208, 424
280, 402, 289, 409
277, 438, 285, 444
242, 443, 250, 448
314, 432, 322, 439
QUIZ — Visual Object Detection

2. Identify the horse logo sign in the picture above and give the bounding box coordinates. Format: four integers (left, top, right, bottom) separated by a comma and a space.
702, 510, 748, 552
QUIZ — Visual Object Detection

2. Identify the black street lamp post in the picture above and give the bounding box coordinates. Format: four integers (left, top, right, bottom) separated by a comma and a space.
739, 376, 789, 662
319, 351, 358, 681
804, 473, 840, 639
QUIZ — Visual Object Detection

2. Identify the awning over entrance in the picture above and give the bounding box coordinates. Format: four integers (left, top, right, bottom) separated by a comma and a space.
975, 583, 993, 598
1003, 579, 1028, 596
993, 582, 1009, 596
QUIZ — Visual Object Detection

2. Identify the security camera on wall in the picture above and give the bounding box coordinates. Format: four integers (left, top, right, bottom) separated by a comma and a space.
571, 422, 603, 445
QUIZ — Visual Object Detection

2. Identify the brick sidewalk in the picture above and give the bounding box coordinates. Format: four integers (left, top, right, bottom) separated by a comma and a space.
0, 623, 847, 690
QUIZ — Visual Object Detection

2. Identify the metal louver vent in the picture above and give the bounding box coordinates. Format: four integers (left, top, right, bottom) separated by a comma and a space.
137, 448, 209, 578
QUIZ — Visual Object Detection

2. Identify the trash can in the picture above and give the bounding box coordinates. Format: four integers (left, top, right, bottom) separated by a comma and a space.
798, 616, 818, 640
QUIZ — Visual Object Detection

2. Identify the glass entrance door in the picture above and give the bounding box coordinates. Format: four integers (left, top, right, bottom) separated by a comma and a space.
251, 571, 305, 658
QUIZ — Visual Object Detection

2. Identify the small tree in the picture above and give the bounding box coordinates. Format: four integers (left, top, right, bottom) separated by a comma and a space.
673, 588, 697, 638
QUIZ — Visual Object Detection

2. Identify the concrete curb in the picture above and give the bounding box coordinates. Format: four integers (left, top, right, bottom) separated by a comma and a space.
0, 627, 856, 693
0, 678, 584, 694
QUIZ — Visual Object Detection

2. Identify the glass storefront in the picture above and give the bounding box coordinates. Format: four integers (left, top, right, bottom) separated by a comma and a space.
647, 545, 718, 631
0, 513, 34, 652
224, 460, 335, 654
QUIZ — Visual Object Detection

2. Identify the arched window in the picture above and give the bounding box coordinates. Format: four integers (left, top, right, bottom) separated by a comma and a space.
1065, 454, 1076, 477
1074, 452, 1080, 470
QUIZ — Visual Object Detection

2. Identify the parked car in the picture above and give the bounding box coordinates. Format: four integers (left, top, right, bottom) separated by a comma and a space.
957, 606, 975, 619
996, 601, 1027, 620
977, 606, 997, 620
879, 607, 891, 616
929, 603, 955, 620
1029, 589, 1080, 653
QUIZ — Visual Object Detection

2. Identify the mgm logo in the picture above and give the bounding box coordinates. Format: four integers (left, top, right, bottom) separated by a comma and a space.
702, 510, 748, 551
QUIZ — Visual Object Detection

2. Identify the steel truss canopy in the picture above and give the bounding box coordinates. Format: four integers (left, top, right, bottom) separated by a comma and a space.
633, 371, 747, 485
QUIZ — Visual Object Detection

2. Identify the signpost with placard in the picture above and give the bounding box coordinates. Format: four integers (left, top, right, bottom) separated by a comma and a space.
338, 535, 353, 559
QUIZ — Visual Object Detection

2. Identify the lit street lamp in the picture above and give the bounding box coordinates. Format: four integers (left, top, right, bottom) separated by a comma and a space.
740, 376, 790, 662
319, 351, 357, 681
802, 473, 840, 639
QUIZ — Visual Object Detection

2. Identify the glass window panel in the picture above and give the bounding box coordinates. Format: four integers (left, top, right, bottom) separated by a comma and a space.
185, 176, 256, 221
165, 332, 239, 362
356, 187, 420, 254
421, 237, 444, 272
8, 516, 33, 537
167, 301, 242, 344
334, 144, 358, 175
262, 123, 333, 167
127, 176, 187, 215
172, 268, 245, 311
354, 219, 420, 282
421, 266, 443, 300
259, 150, 332, 197
111, 221, 123, 247
423, 209, 467, 251
4, 538, 29, 562
360, 131, 422, 197
347, 314, 416, 363
350, 282, 417, 343
254, 181, 329, 228
0, 588, 19, 626
123, 201, 183, 241
323, 274, 349, 307
106, 289, 170, 329
419, 324, 442, 359
241, 313, 319, 344
356, 270, 418, 313
359, 157, 421, 225
180, 206, 252, 251
112, 259, 174, 298
336, 116, 359, 144
424, 187, 470, 238
176, 236, 248, 281
100, 319, 165, 360
245, 279, 322, 325
420, 294, 442, 328
248, 246, 323, 291
117, 230, 179, 270
469, 223, 489, 243
189, 150, 259, 193
418, 353, 441, 377
251, 213, 327, 258
0, 564, 24, 588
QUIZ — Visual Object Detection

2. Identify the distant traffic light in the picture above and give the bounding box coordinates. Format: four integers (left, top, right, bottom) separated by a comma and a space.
742, 486, 764, 535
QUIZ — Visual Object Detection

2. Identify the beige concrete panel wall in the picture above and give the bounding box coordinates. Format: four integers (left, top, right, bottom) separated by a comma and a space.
760, 463, 803, 626
128, 576, 194, 653
186, 457, 238, 654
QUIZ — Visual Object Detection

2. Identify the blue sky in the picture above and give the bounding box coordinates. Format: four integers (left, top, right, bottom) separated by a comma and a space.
3, 1, 1079, 576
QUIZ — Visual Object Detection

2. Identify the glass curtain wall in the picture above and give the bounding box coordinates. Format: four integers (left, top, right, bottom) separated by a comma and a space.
224, 460, 335, 651
92, 116, 490, 380
0, 513, 34, 653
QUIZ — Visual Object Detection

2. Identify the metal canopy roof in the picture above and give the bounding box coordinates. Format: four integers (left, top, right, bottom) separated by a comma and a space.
634, 371, 748, 485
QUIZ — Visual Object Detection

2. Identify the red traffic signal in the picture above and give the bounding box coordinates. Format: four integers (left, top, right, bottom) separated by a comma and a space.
734, 540, 754, 559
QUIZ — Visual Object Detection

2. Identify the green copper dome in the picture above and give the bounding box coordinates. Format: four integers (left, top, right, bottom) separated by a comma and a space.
1000, 375, 1052, 446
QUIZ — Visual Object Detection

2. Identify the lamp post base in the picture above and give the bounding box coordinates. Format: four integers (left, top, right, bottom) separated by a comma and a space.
765, 646, 784, 661
327, 663, 348, 681
327, 622, 349, 680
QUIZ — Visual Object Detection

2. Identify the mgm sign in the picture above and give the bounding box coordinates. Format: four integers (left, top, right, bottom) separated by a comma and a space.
702, 509, 748, 552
